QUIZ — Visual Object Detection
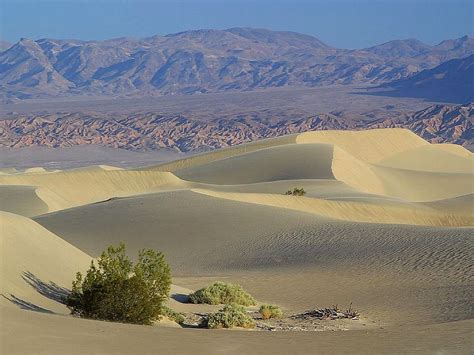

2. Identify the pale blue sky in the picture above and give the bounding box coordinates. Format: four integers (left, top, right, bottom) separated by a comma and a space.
1, 0, 472, 48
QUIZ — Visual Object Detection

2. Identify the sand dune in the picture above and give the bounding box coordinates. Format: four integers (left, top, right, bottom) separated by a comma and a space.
0, 212, 91, 314
1, 128, 471, 214
149, 128, 428, 173
147, 134, 298, 172
0, 169, 183, 212
0, 211, 205, 323
33, 190, 473, 325
176, 143, 335, 184
0, 167, 19, 175
296, 128, 429, 163
435, 143, 473, 158
369, 164, 473, 201
176, 142, 472, 202
192, 189, 472, 226
0, 185, 48, 217
377, 144, 473, 173
189, 178, 386, 200
1, 128, 473, 354
423, 194, 474, 215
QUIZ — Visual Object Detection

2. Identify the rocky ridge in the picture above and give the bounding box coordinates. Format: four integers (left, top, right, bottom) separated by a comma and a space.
1, 103, 472, 152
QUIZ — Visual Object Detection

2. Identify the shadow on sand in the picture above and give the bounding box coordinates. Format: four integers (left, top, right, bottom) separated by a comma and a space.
1, 294, 53, 313
171, 293, 190, 303
21, 271, 70, 304
2, 271, 71, 314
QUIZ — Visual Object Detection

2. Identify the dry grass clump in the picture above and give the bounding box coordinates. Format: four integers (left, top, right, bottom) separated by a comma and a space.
343, 303, 359, 319
284, 187, 306, 196
204, 303, 255, 329
259, 304, 283, 320
189, 281, 256, 306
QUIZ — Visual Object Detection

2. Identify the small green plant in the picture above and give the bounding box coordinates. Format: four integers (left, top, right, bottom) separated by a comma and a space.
205, 303, 255, 329
284, 187, 306, 196
66, 243, 171, 325
259, 304, 283, 320
189, 281, 256, 306
162, 306, 185, 324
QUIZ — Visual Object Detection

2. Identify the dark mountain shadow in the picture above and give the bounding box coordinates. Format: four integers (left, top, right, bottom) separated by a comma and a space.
350, 87, 465, 104
22, 271, 70, 304
1, 294, 53, 313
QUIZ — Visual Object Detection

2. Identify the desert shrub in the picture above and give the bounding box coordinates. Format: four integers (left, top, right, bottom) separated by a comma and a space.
284, 188, 306, 196
162, 306, 185, 324
66, 243, 171, 325
205, 303, 255, 329
188, 281, 256, 306
259, 304, 283, 320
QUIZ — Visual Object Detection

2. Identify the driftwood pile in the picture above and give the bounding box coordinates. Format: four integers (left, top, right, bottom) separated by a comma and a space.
292, 304, 359, 320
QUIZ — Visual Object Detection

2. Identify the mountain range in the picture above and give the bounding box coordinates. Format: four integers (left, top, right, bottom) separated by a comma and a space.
1, 28, 473, 101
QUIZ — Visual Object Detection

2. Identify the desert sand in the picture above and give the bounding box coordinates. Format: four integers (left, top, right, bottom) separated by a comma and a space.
1, 128, 473, 354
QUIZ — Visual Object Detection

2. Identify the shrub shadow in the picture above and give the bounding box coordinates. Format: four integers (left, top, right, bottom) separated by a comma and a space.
171, 293, 190, 303
21, 271, 70, 304
1, 271, 71, 314
1, 294, 53, 313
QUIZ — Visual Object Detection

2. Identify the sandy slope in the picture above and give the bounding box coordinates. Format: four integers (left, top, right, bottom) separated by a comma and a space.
175, 143, 472, 202
1, 128, 473, 354
33, 190, 473, 325
0, 212, 91, 314
1, 306, 472, 354
175, 143, 335, 184
0, 169, 183, 212
377, 145, 474, 173
192, 189, 472, 226
0, 185, 48, 217
295, 128, 429, 163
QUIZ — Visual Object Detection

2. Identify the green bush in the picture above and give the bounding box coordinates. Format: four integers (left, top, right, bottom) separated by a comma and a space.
66, 243, 171, 325
205, 303, 255, 329
188, 281, 256, 306
162, 306, 185, 324
284, 187, 306, 196
259, 304, 283, 320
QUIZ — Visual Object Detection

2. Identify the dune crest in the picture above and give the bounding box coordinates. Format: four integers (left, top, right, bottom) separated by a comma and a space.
1, 128, 472, 223
0, 170, 184, 213
192, 189, 472, 227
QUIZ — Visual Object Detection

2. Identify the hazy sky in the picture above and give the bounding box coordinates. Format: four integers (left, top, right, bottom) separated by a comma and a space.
1, 0, 472, 48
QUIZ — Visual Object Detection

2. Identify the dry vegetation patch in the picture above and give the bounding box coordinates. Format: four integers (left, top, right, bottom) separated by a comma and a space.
203, 303, 256, 329
188, 281, 257, 306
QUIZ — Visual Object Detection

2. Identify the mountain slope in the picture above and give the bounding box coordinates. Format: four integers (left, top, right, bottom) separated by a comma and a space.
1, 29, 472, 100
381, 54, 474, 103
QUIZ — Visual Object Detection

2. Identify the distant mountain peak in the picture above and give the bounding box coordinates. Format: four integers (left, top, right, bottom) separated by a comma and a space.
364, 38, 432, 57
